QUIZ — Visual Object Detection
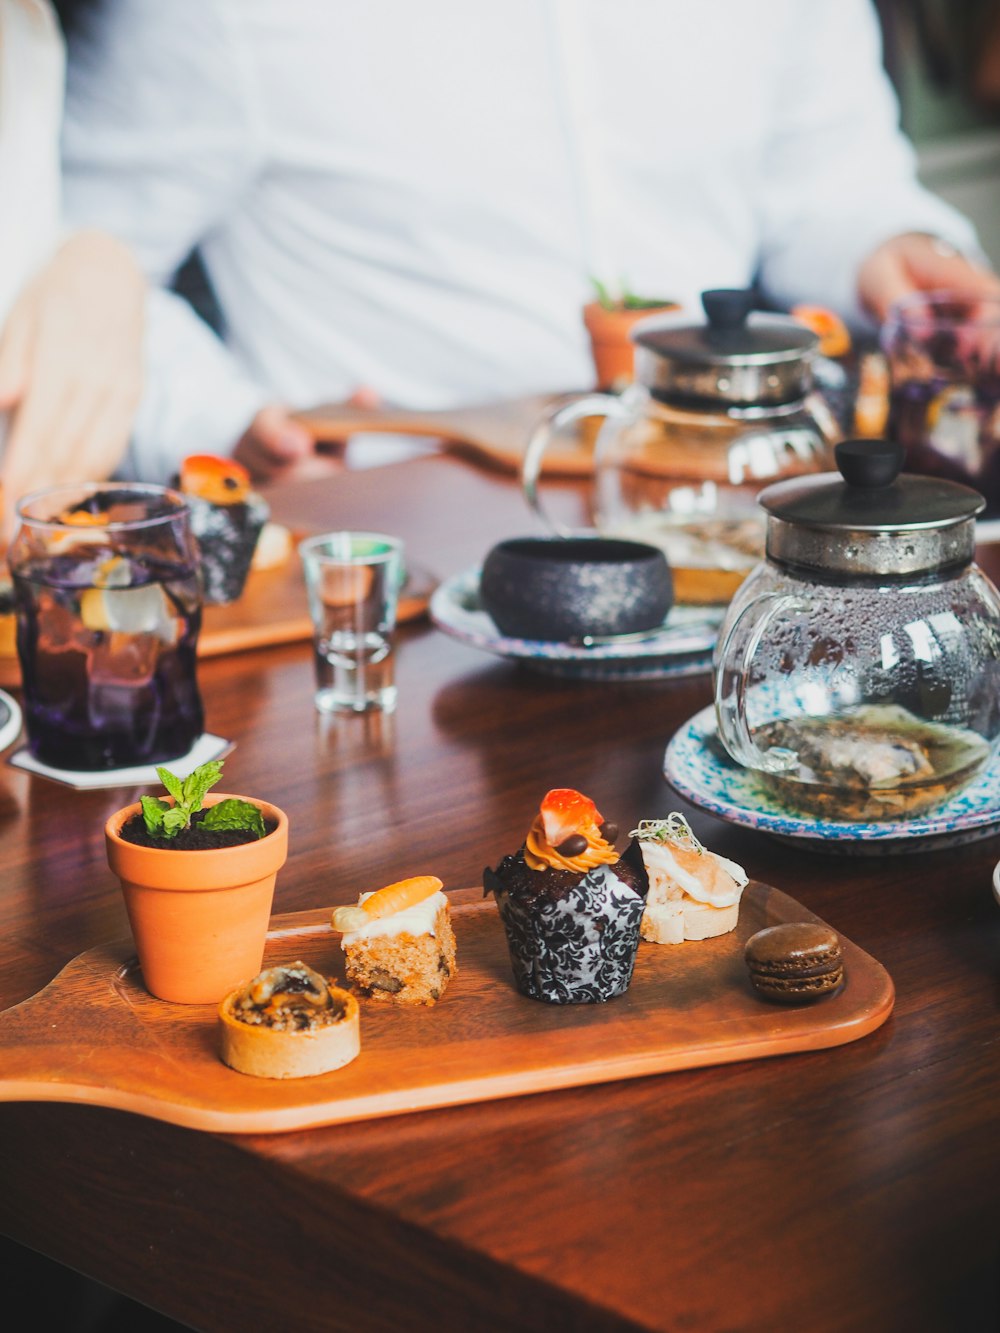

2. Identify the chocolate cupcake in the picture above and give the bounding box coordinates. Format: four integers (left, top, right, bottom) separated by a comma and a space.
179, 455, 269, 604
484, 788, 647, 1004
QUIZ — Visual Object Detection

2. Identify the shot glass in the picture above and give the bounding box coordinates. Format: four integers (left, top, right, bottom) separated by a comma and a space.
882, 291, 1000, 515
7, 482, 204, 770
299, 532, 404, 714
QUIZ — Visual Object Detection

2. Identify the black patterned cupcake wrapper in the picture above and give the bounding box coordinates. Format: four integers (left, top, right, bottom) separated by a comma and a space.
491, 865, 644, 1004
188, 494, 269, 605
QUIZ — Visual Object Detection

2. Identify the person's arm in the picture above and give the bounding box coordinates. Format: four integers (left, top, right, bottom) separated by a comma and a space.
60, 0, 310, 482
755, 0, 994, 325
0, 229, 144, 505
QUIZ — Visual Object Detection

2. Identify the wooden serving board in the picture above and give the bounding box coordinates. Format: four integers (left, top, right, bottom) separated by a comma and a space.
296, 392, 599, 477
0, 559, 437, 685
0, 884, 893, 1135
197, 555, 436, 659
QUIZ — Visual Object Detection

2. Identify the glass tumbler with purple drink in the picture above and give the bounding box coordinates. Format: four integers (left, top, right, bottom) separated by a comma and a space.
882, 291, 1000, 517
7, 483, 204, 770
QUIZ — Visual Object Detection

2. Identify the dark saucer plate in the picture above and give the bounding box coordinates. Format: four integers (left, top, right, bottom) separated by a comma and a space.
429, 569, 722, 681
664, 703, 1000, 855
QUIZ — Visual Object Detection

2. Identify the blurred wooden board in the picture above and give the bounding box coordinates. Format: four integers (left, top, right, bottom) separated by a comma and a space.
296, 392, 598, 477
0, 883, 893, 1135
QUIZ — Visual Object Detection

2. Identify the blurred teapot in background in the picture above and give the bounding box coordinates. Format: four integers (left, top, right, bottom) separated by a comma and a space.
523, 289, 840, 603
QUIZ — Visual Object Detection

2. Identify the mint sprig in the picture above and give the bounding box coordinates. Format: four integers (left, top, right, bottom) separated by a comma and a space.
591, 275, 675, 312
140, 759, 265, 841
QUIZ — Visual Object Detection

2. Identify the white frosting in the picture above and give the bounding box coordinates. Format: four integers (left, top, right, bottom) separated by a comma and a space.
339, 890, 447, 947
639, 840, 747, 908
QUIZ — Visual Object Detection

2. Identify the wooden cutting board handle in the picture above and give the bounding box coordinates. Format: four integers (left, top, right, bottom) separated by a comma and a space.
294, 393, 598, 477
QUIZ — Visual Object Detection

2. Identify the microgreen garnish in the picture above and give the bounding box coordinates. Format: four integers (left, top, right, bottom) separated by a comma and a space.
140, 759, 265, 841
628, 813, 704, 853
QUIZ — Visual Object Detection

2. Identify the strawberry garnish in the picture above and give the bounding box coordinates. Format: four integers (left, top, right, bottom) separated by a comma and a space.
539, 788, 603, 847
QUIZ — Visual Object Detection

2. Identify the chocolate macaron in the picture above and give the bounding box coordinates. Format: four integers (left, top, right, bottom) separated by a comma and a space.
744, 922, 844, 1004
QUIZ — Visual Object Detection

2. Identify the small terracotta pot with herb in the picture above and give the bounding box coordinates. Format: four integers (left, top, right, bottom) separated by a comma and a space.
105, 760, 289, 1004
583, 281, 680, 391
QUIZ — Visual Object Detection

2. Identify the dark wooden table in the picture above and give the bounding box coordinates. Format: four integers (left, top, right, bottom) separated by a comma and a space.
1, 455, 999, 1333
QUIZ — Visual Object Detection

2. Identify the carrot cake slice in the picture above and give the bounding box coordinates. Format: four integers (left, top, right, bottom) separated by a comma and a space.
333, 875, 456, 1005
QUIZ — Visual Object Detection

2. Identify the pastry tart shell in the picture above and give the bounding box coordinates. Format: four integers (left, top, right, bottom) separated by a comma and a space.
218, 985, 360, 1079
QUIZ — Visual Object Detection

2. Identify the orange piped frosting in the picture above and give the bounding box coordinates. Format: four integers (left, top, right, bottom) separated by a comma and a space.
523, 788, 619, 873
180, 454, 252, 505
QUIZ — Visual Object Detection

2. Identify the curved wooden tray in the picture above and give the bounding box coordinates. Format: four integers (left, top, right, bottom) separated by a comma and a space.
0, 558, 437, 686
0, 884, 893, 1135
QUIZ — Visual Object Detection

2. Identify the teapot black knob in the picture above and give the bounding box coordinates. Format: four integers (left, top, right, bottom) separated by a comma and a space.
701, 288, 754, 331
835, 438, 905, 488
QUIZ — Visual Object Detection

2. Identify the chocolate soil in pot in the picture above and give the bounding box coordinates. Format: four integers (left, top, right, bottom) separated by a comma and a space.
118, 808, 279, 850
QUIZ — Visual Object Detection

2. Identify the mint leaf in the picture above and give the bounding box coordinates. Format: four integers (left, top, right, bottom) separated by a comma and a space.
141, 795, 169, 835
181, 760, 223, 811
161, 807, 190, 837
156, 767, 185, 804
201, 798, 266, 839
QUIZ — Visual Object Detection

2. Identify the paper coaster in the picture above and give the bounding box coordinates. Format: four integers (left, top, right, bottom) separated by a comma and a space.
8, 733, 233, 791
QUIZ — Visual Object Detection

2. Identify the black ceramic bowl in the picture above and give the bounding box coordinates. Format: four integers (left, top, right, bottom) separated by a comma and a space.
479, 537, 673, 642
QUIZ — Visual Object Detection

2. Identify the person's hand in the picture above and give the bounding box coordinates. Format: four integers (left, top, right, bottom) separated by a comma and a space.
857, 232, 1000, 323
0, 230, 145, 517
233, 404, 340, 484
234, 388, 381, 484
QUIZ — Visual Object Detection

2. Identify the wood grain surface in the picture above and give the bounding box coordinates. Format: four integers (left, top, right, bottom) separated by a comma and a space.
0, 885, 892, 1133
0, 454, 998, 1333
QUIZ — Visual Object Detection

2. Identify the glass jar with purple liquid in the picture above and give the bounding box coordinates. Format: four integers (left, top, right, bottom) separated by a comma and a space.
7, 483, 204, 770
882, 291, 1000, 518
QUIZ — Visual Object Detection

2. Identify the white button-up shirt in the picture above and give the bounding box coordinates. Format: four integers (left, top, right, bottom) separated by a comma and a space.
62, 0, 980, 480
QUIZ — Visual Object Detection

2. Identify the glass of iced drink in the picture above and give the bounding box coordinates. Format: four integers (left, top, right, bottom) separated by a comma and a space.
7, 483, 204, 770
882, 291, 1000, 517
298, 532, 403, 713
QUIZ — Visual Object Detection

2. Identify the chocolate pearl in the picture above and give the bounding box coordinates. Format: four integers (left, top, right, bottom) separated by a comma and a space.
555, 833, 588, 857
600, 821, 618, 843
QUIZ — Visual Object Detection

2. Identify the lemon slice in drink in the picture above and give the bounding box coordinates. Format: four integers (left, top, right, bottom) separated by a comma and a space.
80, 583, 174, 637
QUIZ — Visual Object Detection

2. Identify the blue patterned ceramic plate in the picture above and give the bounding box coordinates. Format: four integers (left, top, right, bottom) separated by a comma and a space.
0, 689, 21, 754
664, 703, 1000, 855
430, 569, 722, 680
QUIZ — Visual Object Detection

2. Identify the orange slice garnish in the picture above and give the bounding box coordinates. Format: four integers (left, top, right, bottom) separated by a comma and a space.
58, 508, 110, 527
332, 875, 443, 933
791, 305, 851, 359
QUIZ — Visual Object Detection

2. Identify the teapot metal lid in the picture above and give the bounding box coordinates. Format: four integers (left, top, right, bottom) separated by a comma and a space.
759, 439, 985, 580
631, 289, 818, 408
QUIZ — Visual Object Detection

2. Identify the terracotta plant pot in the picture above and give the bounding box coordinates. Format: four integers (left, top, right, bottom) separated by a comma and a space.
105, 794, 289, 1004
582, 300, 680, 390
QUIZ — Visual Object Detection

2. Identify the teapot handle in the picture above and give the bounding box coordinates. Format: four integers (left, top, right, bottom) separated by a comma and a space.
522, 393, 630, 537
714, 590, 811, 774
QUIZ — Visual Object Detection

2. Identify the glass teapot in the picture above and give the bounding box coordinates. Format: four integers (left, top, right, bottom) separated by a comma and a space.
713, 439, 1000, 823
523, 289, 840, 602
